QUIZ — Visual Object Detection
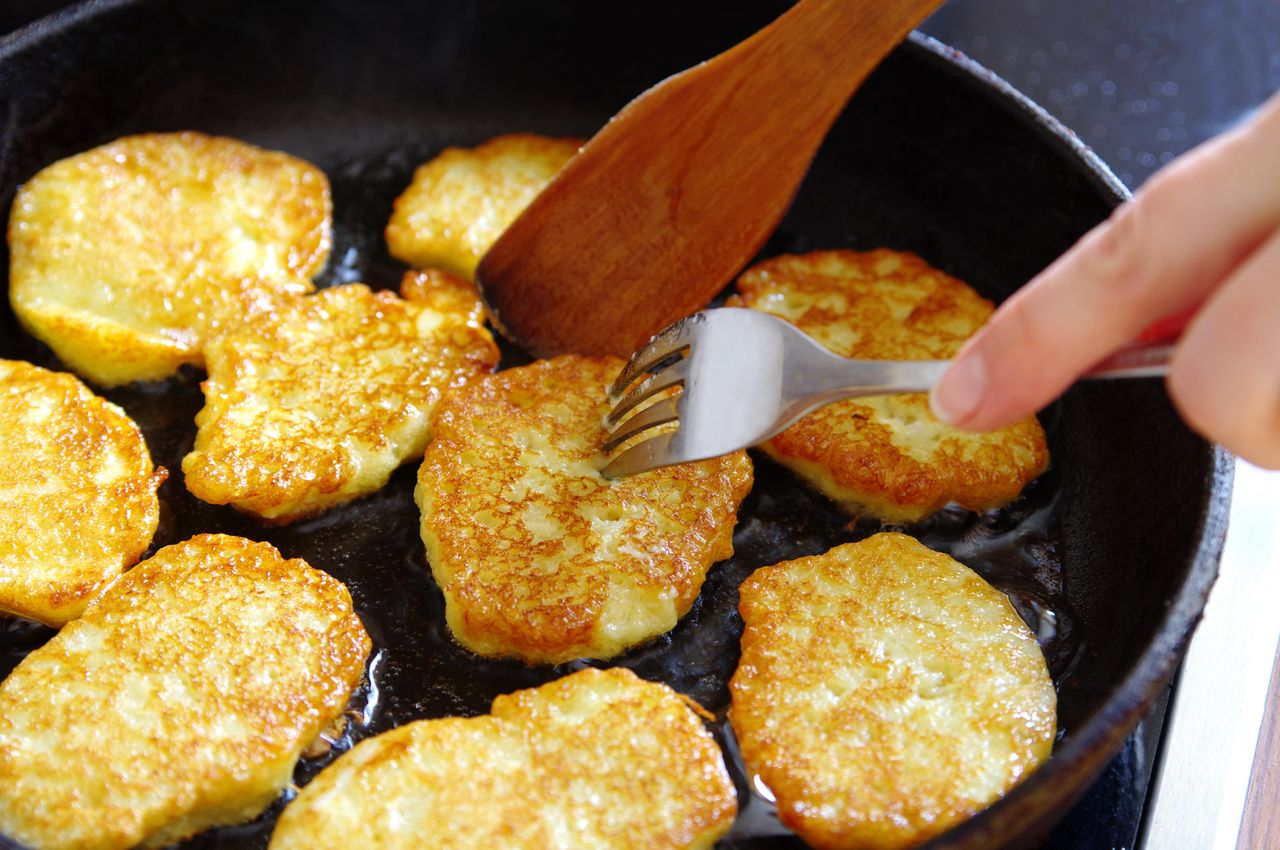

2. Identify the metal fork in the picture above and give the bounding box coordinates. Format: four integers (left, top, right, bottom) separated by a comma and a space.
601, 307, 1173, 478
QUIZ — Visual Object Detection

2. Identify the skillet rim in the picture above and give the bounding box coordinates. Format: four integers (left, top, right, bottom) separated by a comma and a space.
897, 32, 1233, 848
0, 0, 132, 57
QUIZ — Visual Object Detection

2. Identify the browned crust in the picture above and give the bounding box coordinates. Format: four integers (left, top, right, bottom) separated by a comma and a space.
269, 667, 737, 850
8, 131, 331, 386
732, 249, 1048, 522
183, 270, 498, 523
385, 133, 581, 279
0, 534, 371, 850
416, 354, 753, 663
730, 532, 1056, 850
0, 358, 165, 625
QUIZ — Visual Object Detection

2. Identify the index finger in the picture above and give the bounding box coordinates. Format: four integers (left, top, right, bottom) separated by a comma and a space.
929, 91, 1280, 431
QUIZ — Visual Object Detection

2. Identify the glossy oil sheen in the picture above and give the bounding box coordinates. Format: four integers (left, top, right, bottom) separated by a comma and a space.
0, 281, 1078, 850
0, 2, 1227, 849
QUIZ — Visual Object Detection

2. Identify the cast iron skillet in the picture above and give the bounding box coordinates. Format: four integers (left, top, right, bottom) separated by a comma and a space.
0, 1, 1231, 848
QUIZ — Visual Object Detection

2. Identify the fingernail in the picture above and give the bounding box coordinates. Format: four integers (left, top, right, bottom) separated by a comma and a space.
930, 352, 987, 426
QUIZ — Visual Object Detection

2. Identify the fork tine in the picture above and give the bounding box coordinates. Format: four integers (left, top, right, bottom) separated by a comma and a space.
608, 313, 704, 399
601, 431, 677, 479
604, 358, 690, 427
602, 395, 680, 453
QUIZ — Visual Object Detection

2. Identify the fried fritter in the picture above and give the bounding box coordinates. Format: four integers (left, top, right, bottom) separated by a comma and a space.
415, 355, 753, 664
0, 359, 164, 626
729, 532, 1056, 850
183, 270, 499, 523
385, 133, 580, 279
269, 666, 736, 850
0, 534, 371, 850
8, 131, 331, 387
731, 249, 1048, 523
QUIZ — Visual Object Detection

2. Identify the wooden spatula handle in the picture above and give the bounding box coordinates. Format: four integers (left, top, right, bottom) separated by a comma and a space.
727, 0, 945, 136
478, 0, 946, 358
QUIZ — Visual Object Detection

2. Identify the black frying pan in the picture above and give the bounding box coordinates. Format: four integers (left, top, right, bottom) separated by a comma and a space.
0, 2, 1230, 848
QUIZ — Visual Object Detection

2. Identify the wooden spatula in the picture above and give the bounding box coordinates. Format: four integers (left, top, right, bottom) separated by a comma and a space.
476, 0, 945, 358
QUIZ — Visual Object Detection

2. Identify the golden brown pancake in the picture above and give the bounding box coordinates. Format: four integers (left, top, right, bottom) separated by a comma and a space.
183, 270, 499, 523
385, 133, 580, 279
729, 532, 1056, 850
731, 249, 1049, 523
0, 533, 370, 850
415, 354, 753, 663
0, 358, 164, 626
9, 131, 331, 386
269, 667, 736, 850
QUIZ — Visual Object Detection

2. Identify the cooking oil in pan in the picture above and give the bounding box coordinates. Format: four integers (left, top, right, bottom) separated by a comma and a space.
0, 153, 1078, 849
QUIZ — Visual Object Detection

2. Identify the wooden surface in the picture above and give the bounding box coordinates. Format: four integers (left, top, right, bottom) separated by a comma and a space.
476, 0, 942, 358
1239, 645, 1280, 849
1143, 462, 1280, 850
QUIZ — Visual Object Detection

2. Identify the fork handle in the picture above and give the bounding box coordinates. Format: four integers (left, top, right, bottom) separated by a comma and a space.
797, 339, 1176, 415
816, 338, 1177, 400
1083, 342, 1174, 379
1083, 302, 1189, 378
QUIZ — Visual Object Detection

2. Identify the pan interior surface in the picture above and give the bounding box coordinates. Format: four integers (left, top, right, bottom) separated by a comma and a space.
0, 2, 1227, 848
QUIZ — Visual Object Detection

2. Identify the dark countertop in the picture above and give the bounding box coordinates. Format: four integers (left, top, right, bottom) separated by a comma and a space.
923, 0, 1280, 188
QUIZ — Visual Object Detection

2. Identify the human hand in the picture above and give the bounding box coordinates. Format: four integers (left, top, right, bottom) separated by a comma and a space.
929, 88, 1280, 469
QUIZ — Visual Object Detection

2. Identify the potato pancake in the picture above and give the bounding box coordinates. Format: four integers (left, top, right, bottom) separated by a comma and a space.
385, 133, 579, 279
183, 270, 498, 523
415, 355, 752, 664
0, 534, 370, 850
269, 667, 736, 850
0, 359, 164, 626
9, 131, 331, 386
729, 532, 1056, 850
731, 249, 1048, 523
